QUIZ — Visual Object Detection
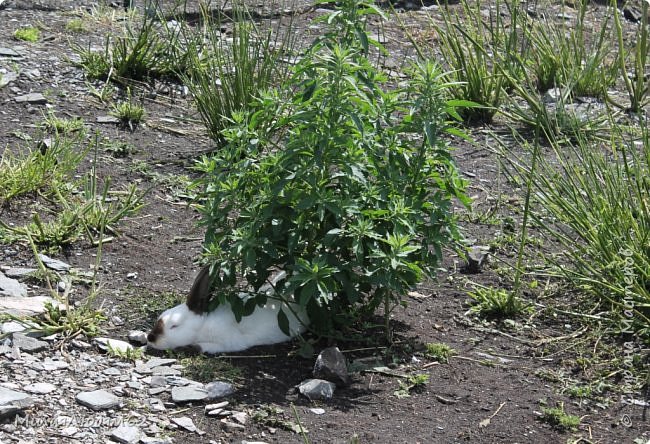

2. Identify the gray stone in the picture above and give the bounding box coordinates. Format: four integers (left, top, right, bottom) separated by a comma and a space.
94, 337, 133, 354
231, 411, 248, 425
298, 379, 336, 401
0, 47, 21, 57
151, 366, 181, 376
15, 93, 47, 104
0, 72, 17, 89
171, 385, 208, 403
12, 333, 48, 352
463, 246, 489, 274
110, 425, 142, 444
220, 419, 245, 431
0, 386, 34, 410
1, 321, 28, 335
103, 367, 122, 376
96, 115, 120, 124
310, 408, 325, 415
0, 295, 61, 317
38, 254, 70, 272
206, 381, 234, 399
204, 401, 229, 412
3, 267, 36, 278
143, 357, 176, 369
23, 382, 57, 394
75, 389, 120, 411
127, 330, 147, 344
40, 357, 69, 371
0, 271, 28, 297
171, 416, 203, 434
313, 346, 351, 387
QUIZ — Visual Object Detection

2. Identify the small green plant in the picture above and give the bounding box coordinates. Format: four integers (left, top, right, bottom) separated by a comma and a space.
467, 285, 526, 318
178, 354, 241, 382
102, 140, 135, 158
14, 27, 40, 42
31, 300, 106, 339
540, 403, 581, 431
194, 0, 470, 341
424, 342, 456, 363
108, 343, 144, 361
65, 18, 88, 33
42, 112, 85, 135
0, 133, 88, 203
394, 373, 429, 398
74, 44, 112, 80
111, 95, 145, 128
179, 0, 297, 145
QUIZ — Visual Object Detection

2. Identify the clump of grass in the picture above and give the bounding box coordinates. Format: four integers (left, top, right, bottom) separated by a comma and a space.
42, 112, 85, 135
65, 18, 88, 33
467, 285, 527, 318
540, 403, 580, 431
424, 342, 456, 363
73, 44, 112, 80
177, 354, 242, 382
394, 374, 429, 398
107, 344, 144, 361
111, 95, 145, 128
14, 27, 40, 42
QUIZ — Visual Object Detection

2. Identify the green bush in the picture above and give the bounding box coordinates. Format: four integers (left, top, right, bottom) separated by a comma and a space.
193, 0, 470, 340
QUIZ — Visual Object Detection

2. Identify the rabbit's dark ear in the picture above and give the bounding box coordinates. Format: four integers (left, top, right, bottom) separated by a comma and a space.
186, 265, 212, 314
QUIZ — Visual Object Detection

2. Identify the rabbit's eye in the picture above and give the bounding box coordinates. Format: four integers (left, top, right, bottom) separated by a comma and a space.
169, 324, 178, 330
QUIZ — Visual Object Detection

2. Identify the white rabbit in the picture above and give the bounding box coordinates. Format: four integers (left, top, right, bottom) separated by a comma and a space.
147, 266, 308, 353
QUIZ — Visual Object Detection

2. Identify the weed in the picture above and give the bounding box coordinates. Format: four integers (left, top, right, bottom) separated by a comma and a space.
394, 373, 429, 398
540, 403, 580, 431
42, 112, 85, 135
108, 343, 144, 361
424, 342, 456, 363
111, 95, 146, 129
65, 18, 88, 33
102, 140, 135, 158
178, 354, 241, 382
14, 27, 40, 42
32, 300, 106, 339
467, 285, 527, 318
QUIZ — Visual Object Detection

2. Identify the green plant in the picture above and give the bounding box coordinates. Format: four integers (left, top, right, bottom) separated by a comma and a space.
179, 0, 297, 146
65, 18, 88, 33
503, 123, 650, 339
613, 0, 650, 113
526, 1, 616, 98
540, 403, 581, 431
424, 0, 522, 123
467, 285, 526, 318
111, 94, 146, 128
178, 354, 241, 382
0, 133, 88, 203
424, 342, 456, 363
14, 27, 40, 42
108, 343, 144, 361
394, 373, 429, 398
73, 43, 112, 80
194, 0, 470, 341
42, 112, 85, 135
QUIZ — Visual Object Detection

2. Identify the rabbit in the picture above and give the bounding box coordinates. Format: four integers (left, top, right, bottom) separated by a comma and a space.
147, 266, 309, 353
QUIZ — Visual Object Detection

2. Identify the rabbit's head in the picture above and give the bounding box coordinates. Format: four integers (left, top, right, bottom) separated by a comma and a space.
147, 266, 212, 351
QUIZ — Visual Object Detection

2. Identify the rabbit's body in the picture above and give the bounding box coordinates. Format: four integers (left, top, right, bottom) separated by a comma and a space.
147, 267, 308, 353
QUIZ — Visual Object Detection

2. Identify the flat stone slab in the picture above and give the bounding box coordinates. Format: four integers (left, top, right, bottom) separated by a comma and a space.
0, 295, 60, 317
14, 92, 47, 104
206, 381, 234, 399
12, 333, 48, 353
0, 47, 21, 57
0, 71, 18, 88
0, 387, 34, 409
38, 254, 70, 272
0, 271, 28, 297
23, 382, 57, 394
75, 389, 120, 411
94, 337, 133, 354
110, 425, 142, 444
171, 385, 208, 403
3, 267, 37, 278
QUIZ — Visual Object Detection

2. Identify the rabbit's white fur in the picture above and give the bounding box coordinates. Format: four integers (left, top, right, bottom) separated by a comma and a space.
147, 300, 307, 353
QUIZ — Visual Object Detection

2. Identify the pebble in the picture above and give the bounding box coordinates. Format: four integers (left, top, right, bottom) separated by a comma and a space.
23, 382, 56, 394
298, 379, 336, 401
75, 389, 120, 411
206, 381, 234, 399
110, 425, 142, 444
0, 271, 28, 297
171, 385, 209, 403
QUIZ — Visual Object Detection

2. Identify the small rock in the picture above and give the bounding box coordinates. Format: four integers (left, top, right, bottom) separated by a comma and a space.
0, 271, 28, 297
12, 333, 48, 352
94, 337, 133, 354
0, 47, 21, 57
298, 379, 336, 401
206, 381, 234, 399
231, 411, 248, 425
206, 409, 223, 416
143, 357, 177, 369
97, 115, 120, 124
38, 254, 70, 272
0, 296, 61, 317
151, 366, 181, 376
313, 346, 351, 387
3, 267, 36, 278
75, 389, 120, 411
1, 321, 28, 335
0, 387, 34, 410
15, 92, 47, 104
463, 246, 489, 274
23, 382, 56, 394
110, 425, 142, 444
171, 385, 208, 403
171, 416, 203, 434
205, 401, 229, 411
103, 367, 122, 376
220, 419, 245, 431
310, 408, 325, 415
127, 330, 147, 344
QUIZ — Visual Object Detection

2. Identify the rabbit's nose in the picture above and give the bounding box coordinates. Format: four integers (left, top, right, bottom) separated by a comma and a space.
147, 318, 164, 343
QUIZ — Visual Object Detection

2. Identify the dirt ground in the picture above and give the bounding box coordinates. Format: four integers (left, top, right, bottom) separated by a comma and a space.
0, 0, 648, 443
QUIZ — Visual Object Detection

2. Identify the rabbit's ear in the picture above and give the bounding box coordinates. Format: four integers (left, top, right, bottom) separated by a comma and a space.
186, 265, 212, 314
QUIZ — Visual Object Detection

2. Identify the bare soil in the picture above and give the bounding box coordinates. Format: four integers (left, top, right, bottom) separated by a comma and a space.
0, 0, 648, 443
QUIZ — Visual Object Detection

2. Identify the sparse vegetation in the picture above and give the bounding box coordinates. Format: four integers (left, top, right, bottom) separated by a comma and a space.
14, 26, 40, 42
424, 342, 456, 363
540, 403, 581, 431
